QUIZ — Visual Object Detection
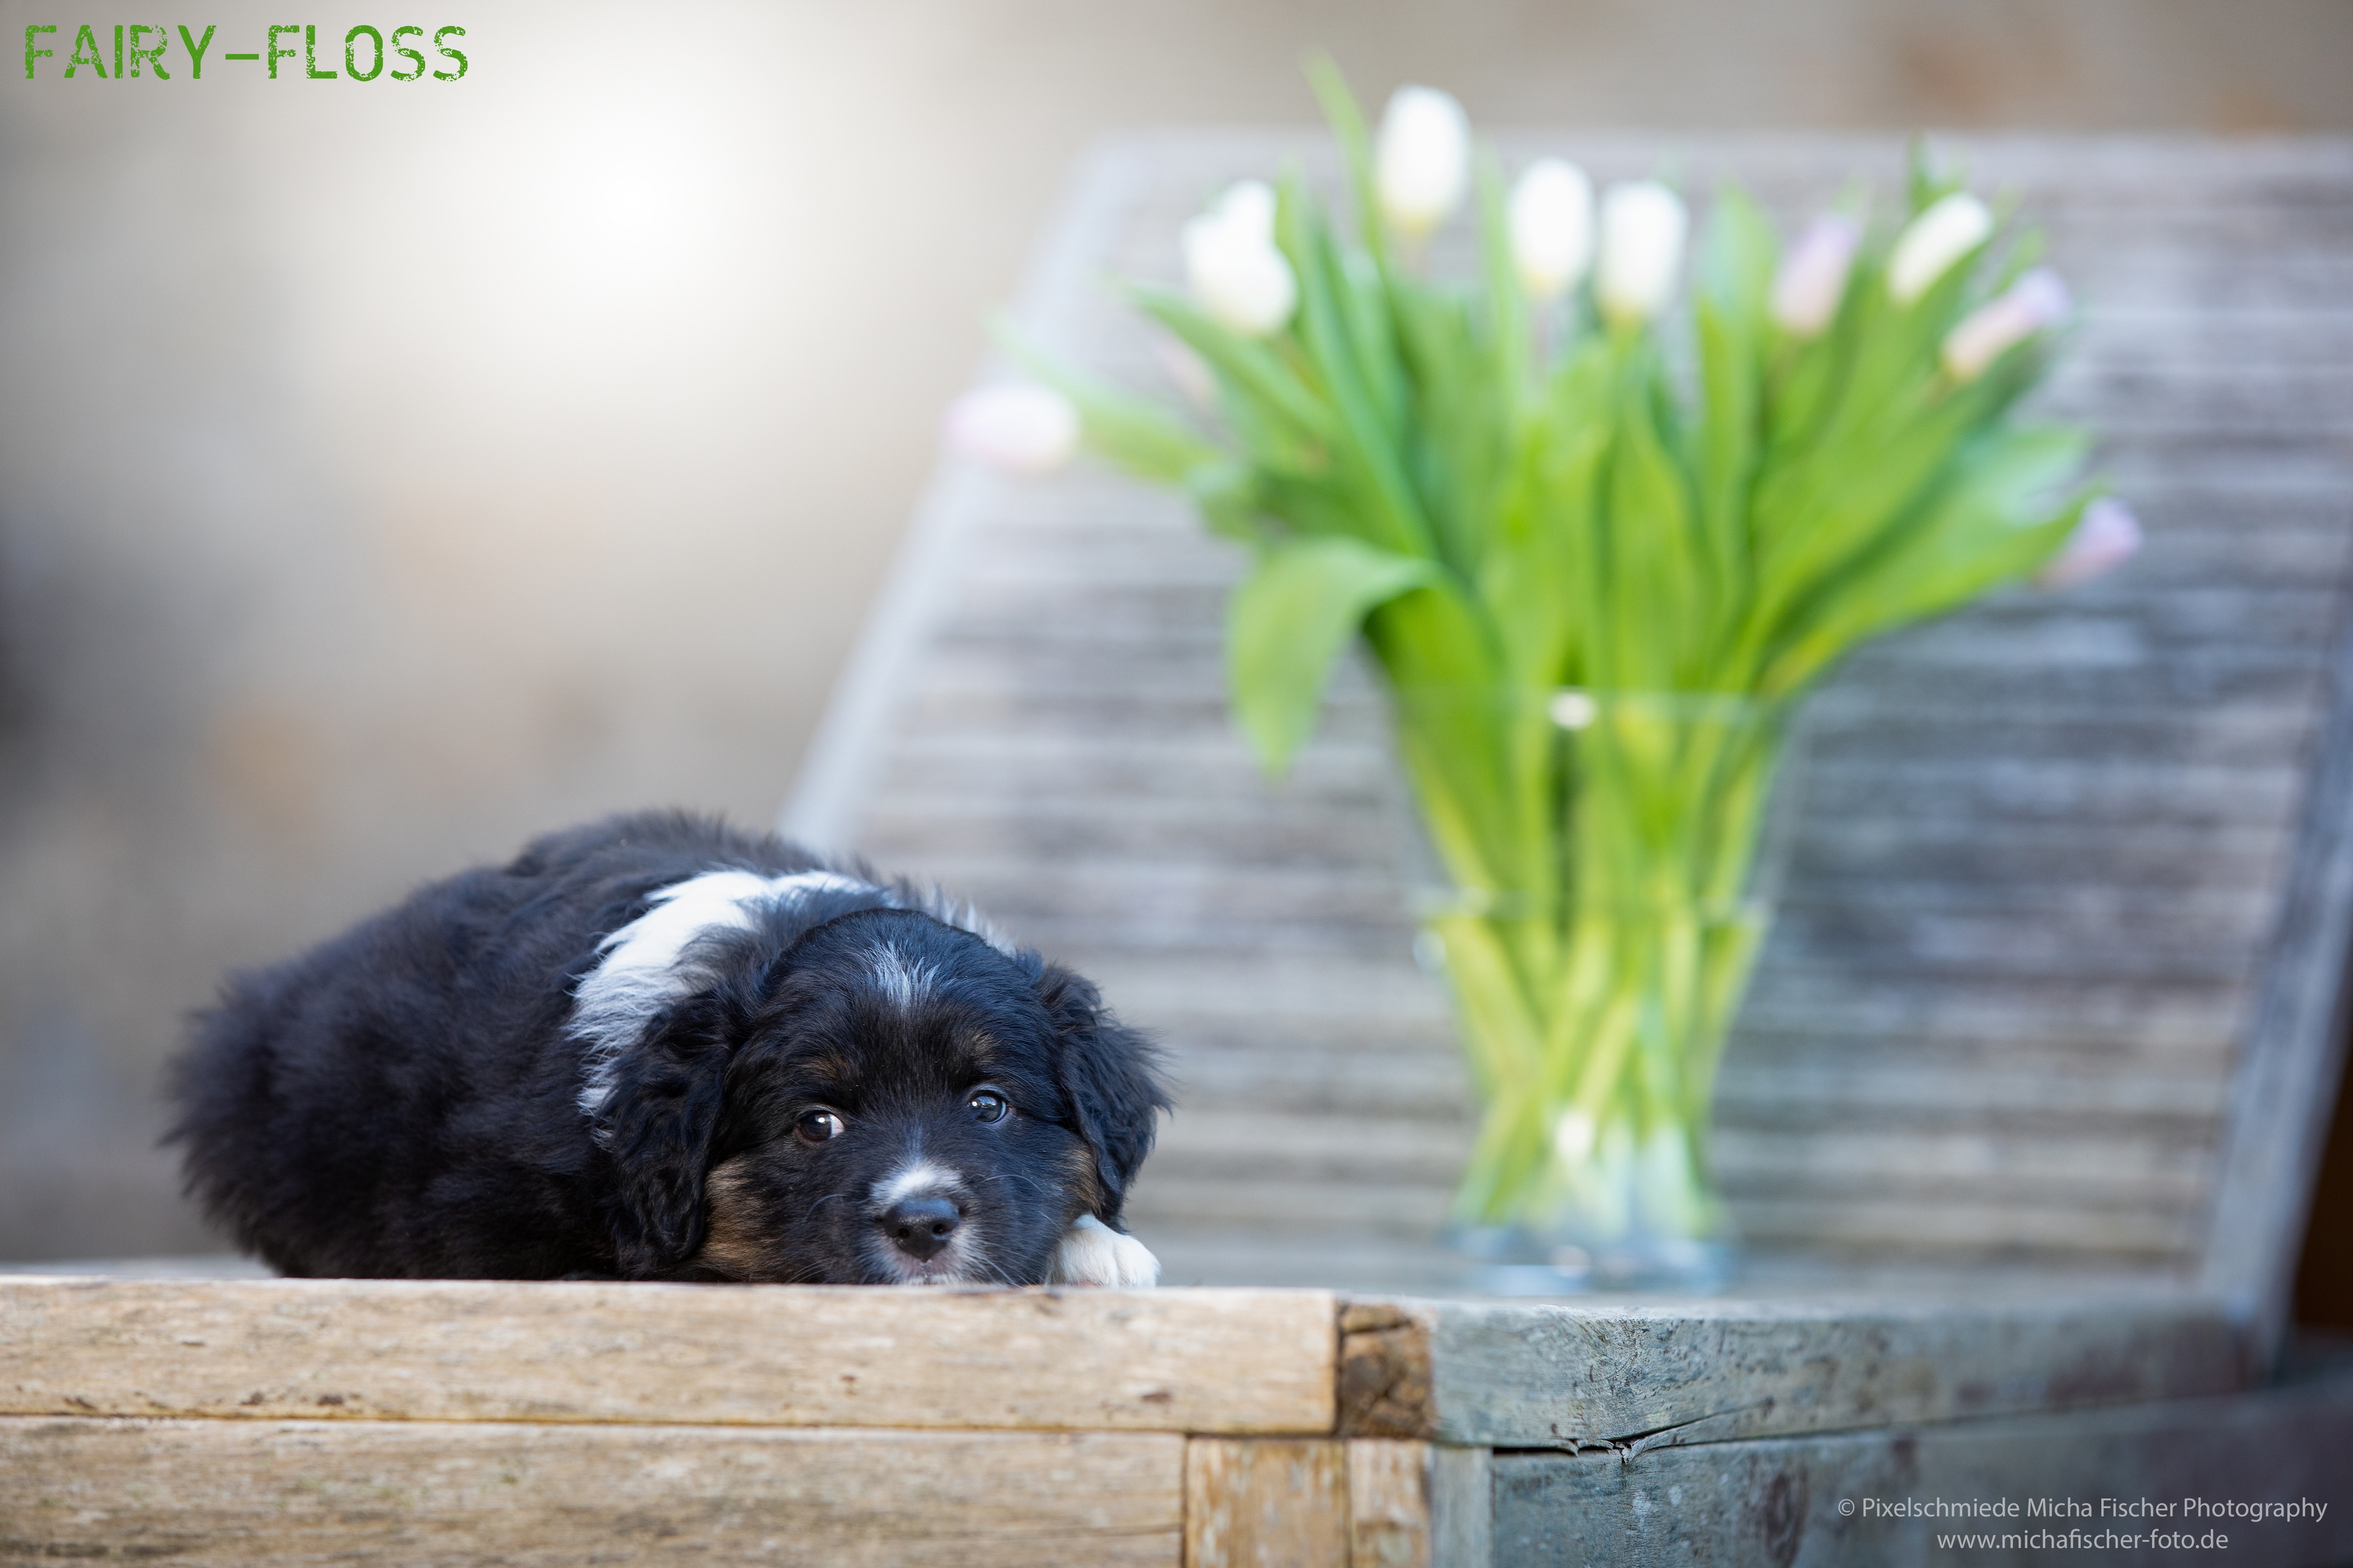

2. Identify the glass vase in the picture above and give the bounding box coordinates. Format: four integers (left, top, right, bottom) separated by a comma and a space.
1390, 687, 1801, 1293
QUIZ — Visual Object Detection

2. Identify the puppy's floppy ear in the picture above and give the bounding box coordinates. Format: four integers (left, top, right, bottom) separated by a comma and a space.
596, 996, 731, 1276
1036, 962, 1170, 1223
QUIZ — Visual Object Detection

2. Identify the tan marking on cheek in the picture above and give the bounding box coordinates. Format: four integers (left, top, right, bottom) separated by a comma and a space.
1060, 1139, 1107, 1217
690, 1154, 771, 1280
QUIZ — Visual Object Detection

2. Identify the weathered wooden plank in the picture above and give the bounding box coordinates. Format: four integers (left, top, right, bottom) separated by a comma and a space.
0, 1417, 1185, 1567
1490, 1373, 2353, 1568
1713, 1065, 2230, 1122
1134, 1183, 2198, 1266
0, 1280, 1337, 1435
1349, 1440, 1435, 1568
1707, 1131, 2211, 1204
1334, 1294, 2243, 1447
2200, 613, 2353, 1364
956, 506, 2353, 592
896, 638, 2330, 715
1143, 1115, 2215, 1216
1734, 972, 2246, 1050
1723, 1202, 2200, 1261
1163, 1040, 2234, 1123
929, 578, 2345, 659
1127, 1180, 1454, 1240
1184, 1438, 1349, 1568
875, 740, 2314, 834
877, 859, 2280, 966
1346, 1440, 1496, 1568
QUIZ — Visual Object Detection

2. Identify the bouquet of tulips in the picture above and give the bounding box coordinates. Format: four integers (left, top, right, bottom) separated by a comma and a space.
950, 66, 2139, 1274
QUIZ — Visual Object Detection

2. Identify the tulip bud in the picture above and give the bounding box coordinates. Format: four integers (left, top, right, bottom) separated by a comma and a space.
2038, 497, 2142, 590
1887, 191, 1993, 305
943, 383, 1079, 475
1374, 85, 1471, 239
1210, 177, 1276, 243
1940, 267, 2071, 380
1769, 214, 1860, 337
1595, 180, 1688, 326
1508, 158, 1595, 301
1182, 180, 1299, 337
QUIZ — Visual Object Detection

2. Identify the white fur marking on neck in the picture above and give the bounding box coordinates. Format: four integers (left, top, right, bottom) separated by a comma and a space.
868, 940, 937, 1013
1049, 1214, 1160, 1288
570, 866, 878, 1126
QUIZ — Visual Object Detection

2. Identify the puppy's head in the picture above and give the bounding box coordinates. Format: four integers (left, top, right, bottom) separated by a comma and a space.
578, 880, 1166, 1283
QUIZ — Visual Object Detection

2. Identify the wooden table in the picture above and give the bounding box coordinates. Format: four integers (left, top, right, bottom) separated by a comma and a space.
9, 132, 2353, 1565
4, 1273, 2348, 1565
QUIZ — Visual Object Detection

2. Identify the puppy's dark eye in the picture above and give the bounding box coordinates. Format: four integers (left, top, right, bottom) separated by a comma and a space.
967, 1090, 1008, 1124
794, 1108, 845, 1144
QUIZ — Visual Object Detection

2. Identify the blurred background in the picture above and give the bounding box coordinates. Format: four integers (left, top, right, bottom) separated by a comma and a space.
2, 0, 2349, 1261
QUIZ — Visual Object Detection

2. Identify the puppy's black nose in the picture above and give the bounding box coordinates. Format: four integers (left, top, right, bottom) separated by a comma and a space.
881, 1197, 962, 1261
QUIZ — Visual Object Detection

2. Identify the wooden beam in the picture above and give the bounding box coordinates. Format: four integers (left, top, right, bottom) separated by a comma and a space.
1184, 1437, 1349, 1568
0, 1279, 1335, 1435
1338, 1292, 2243, 1446
1347, 1439, 1494, 1568
2202, 612, 2353, 1369
1349, 1439, 1435, 1568
0, 1416, 1183, 1567
1489, 1373, 2353, 1567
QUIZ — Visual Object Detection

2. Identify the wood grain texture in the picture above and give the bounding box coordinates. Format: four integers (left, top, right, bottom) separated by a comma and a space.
2202, 612, 2353, 1368
1348, 1440, 1435, 1568
787, 131, 2353, 1289
1428, 1445, 1496, 1568
1346, 1440, 1496, 1568
0, 1278, 1336, 1435
1337, 1292, 2244, 1447
1489, 1372, 2353, 1567
0, 1417, 1184, 1567
1184, 1438, 1349, 1568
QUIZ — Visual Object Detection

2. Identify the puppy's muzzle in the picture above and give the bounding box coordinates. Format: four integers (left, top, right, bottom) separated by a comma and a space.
881, 1196, 962, 1262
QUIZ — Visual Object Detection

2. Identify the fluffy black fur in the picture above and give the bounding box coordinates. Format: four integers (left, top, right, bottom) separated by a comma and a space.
167, 811, 1168, 1282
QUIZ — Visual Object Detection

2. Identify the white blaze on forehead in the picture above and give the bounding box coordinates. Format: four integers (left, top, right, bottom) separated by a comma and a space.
571, 867, 876, 1125
868, 940, 938, 1013
872, 1159, 962, 1207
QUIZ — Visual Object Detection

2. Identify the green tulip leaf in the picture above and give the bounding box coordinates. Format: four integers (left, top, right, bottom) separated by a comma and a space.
1229, 536, 1441, 775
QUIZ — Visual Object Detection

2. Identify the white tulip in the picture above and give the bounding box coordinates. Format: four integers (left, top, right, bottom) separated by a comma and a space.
1209, 177, 1277, 243
1508, 158, 1595, 301
1887, 191, 1993, 305
942, 383, 1079, 474
1375, 85, 1471, 239
1769, 214, 1860, 337
1595, 180, 1688, 326
1182, 180, 1298, 337
2038, 497, 2143, 590
1940, 266, 2071, 380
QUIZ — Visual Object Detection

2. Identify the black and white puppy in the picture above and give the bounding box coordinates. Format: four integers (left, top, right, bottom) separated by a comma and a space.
168, 811, 1168, 1287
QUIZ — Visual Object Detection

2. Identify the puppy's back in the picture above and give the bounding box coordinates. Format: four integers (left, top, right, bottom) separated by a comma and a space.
169, 811, 806, 1276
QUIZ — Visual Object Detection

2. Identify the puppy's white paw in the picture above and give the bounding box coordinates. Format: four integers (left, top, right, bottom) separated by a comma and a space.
1049, 1213, 1159, 1288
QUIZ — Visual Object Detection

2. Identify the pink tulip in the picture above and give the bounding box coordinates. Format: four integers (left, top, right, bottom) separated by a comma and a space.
942, 383, 1079, 474
1769, 215, 1860, 337
2038, 497, 2143, 589
1942, 267, 2072, 381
